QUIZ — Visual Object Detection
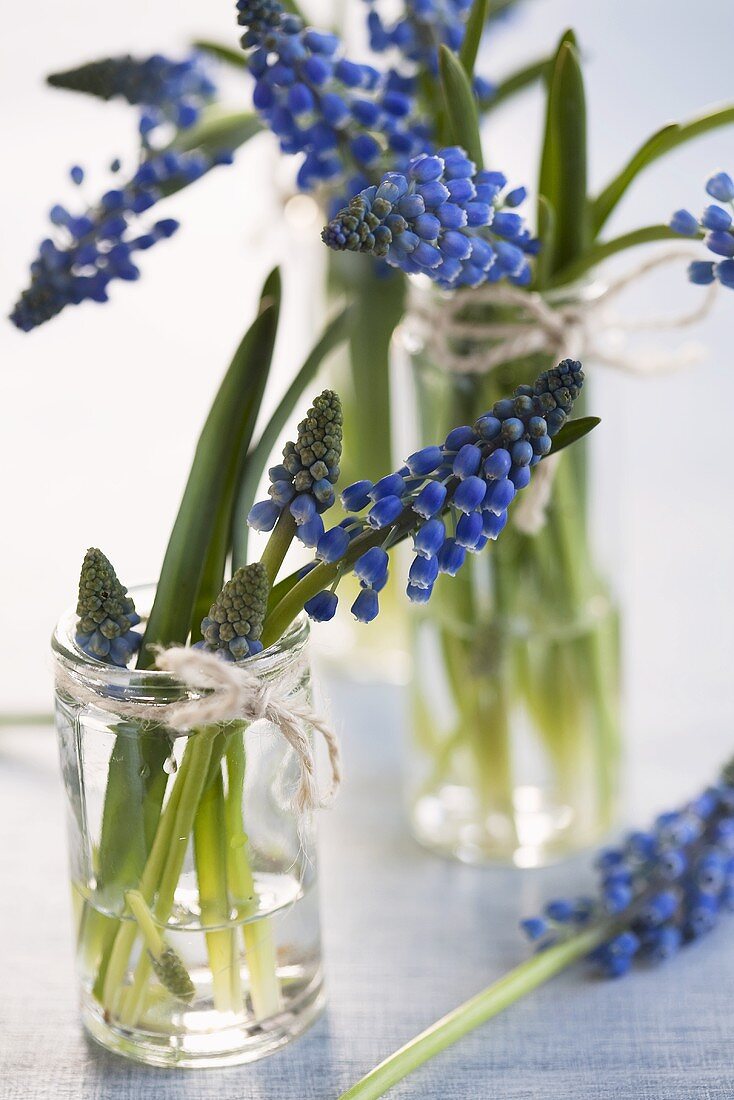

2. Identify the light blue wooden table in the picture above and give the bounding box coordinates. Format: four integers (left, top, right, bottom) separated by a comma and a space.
1, 672, 733, 1099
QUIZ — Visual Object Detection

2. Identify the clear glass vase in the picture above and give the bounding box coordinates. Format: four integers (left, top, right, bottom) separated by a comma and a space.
52, 593, 323, 1068
395, 281, 622, 867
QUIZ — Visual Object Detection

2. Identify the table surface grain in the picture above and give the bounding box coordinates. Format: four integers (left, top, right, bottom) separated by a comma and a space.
1, 669, 733, 1100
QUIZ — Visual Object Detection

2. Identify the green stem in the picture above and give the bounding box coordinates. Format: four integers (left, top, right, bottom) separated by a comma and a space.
549, 225, 700, 288
193, 767, 243, 1013
337, 927, 607, 1100
260, 510, 297, 584
225, 736, 284, 1019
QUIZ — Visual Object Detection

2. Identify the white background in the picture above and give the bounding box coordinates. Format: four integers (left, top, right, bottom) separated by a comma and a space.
1, 0, 733, 800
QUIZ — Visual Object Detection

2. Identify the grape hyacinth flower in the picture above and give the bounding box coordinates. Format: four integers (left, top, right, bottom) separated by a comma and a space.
75, 548, 141, 666
9, 147, 233, 331
336, 759, 734, 1099
235, 0, 430, 194
670, 170, 734, 291
322, 147, 537, 288
279, 361, 583, 627
364, 0, 494, 97
197, 563, 269, 660
248, 389, 343, 549
48, 52, 218, 139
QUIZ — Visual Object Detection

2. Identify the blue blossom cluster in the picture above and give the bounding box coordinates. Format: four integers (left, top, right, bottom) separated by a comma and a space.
364, 0, 495, 100
48, 52, 217, 140
670, 171, 734, 291
295, 361, 583, 624
522, 772, 734, 978
10, 147, 233, 332
236, 0, 430, 194
248, 390, 344, 549
196, 563, 269, 660
322, 147, 535, 289
75, 548, 141, 666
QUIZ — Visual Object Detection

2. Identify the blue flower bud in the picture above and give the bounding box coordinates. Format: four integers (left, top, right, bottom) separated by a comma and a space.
354, 546, 389, 588
406, 445, 443, 475
455, 511, 484, 549
717, 259, 734, 288
341, 479, 373, 511
248, 499, 281, 531
511, 441, 533, 467
408, 554, 440, 589
481, 509, 507, 539
304, 590, 338, 622
437, 537, 466, 576
316, 526, 350, 562
483, 448, 511, 479
290, 493, 318, 524
706, 230, 734, 258
475, 415, 502, 440
367, 494, 404, 528
369, 471, 406, 501
453, 475, 486, 513
485, 478, 515, 515
706, 171, 734, 202
296, 514, 325, 547
444, 425, 477, 451
406, 582, 434, 604
453, 443, 482, 478
702, 204, 732, 231
413, 480, 447, 518
414, 518, 446, 558
351, 587, 379, 623
670, 209, 700, 236
520, 917, 548, 941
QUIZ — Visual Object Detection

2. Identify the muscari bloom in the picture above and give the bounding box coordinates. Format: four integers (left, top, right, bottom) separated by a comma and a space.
236, 0, 430, 195
248, 390, 344, 549
297, 360, 583, 623
364, 0, 494, 98
670, 170, 734, 291
9, 146, 232, 332
196, 562, 270, 661
75, 548, 141, 666
522, 763, 734, 978
322, 146, 537, 289
48, 52, 218, 139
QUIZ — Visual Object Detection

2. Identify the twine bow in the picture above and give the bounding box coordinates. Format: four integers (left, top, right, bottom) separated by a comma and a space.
411, 250, 718, 374
55, 645, 341, 814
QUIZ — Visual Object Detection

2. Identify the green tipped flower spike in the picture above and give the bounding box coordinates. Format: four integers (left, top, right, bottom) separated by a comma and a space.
125, 891, 195, 1003
198, 561, 270, 661
248, 389, 344, 560
75, 547, 142, 666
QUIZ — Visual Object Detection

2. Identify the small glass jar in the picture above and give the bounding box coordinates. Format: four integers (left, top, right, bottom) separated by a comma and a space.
53, 589, 323, 1068
394, 280, 622, 867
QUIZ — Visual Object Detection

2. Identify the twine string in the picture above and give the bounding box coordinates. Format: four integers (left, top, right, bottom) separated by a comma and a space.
54, 645, 341, 813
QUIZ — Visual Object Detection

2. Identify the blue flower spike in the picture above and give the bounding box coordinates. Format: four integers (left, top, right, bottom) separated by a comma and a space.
322, 147, 537, 289
248, 390, 344, 547
236, 0, 429, 195
269, 361, 585, 626
670, 170, 734, 292
197, 562, 269, 661
522, 761, 734, 978
75, 548, 142, 666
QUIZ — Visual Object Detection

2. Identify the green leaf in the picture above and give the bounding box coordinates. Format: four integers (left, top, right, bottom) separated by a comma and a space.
548, 224, 699, 288
533, 194, 556, 290
537, 33, 588, 276
439, 44, 484, 168
192, 39, 247, 70
460, 0, 488, 79
167, 106, 261, 157
591, 105, 734, 235
138, 271, 281, 664
479, 55, 551, 114
231, 305, 353, 570
550, 416, 601, 455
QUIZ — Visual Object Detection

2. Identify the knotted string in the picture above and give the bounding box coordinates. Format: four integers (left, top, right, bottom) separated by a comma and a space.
408, 250, 717, 533
410, 250, 718, 374
55, 645, 341, 814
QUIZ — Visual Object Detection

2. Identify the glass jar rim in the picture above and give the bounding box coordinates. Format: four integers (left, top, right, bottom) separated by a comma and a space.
52, 582, 309, 704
